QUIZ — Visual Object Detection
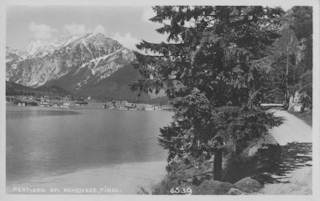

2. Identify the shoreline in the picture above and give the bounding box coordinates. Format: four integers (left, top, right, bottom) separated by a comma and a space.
7, 160, 168, 194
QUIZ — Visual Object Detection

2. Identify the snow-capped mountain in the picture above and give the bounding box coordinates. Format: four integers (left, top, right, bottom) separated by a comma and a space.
20, 38, 44, 57
6, 33, 146, 101
13, 35, 87, 59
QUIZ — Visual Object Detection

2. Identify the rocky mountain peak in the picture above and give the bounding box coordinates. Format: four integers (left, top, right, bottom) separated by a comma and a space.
88, 32, 105, 40
6, 32, 137, 97
52, 36, 68, 47
21, 38, 44, 57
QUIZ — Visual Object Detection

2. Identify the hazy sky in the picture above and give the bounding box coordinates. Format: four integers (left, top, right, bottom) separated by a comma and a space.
6, 4, 295, 51
6, 5, 168, 50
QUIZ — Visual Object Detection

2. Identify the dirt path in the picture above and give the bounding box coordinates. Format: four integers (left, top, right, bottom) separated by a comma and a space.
268, 110, 312, 145
259, 110, 312, 195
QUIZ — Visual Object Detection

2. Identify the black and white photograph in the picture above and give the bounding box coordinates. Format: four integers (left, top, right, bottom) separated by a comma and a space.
1, 0, 319, 199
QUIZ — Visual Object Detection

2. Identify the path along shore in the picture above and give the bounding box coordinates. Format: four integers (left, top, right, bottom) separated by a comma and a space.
259, 110, 312, 195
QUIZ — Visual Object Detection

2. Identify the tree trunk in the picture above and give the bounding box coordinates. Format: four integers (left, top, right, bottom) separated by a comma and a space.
285, 47, 289, 104
300, 95, 306, 112
213, 149, 223, 181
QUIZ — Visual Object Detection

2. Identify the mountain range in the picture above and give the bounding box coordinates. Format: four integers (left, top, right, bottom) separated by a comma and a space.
6, 33, 162, 102
7, 18, 295, 103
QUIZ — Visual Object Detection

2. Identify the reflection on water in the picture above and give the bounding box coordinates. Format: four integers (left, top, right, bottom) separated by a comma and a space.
6, 105, 172, 186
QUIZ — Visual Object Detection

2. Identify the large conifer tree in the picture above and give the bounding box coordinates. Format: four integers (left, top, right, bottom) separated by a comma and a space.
131, 6, 283, 180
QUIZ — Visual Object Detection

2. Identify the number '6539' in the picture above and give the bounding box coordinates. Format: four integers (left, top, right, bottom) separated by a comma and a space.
170, 187, 192, 195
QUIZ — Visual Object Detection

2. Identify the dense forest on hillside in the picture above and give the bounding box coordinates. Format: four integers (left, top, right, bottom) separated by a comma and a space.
264, 7, 313, 110
6, 81, 74, 97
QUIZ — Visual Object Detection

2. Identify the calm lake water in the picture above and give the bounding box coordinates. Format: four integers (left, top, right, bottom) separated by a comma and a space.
6, 104, 173, 191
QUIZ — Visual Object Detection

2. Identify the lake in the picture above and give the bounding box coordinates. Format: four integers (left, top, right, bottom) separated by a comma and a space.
6, 104, 173, 194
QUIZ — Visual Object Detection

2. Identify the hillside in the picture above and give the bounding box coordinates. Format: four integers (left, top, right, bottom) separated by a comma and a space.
6, 81, 37, 96
6, 81, 73, 97
43, 64, 151, 102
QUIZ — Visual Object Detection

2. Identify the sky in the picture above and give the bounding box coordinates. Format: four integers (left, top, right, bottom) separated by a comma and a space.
6, 5, 168, 51
6, 3, 297, 51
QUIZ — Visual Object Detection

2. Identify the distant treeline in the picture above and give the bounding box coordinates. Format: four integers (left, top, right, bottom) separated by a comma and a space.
6, 81, 74, 98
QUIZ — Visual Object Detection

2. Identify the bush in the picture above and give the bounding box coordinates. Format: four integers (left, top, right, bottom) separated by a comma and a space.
192, 180, 235, 195
223, 133, 281, 183
151, 177, 180, 195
